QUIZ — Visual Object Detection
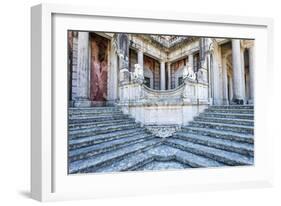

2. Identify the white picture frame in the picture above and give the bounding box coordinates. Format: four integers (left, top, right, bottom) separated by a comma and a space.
31, 3, 274, 202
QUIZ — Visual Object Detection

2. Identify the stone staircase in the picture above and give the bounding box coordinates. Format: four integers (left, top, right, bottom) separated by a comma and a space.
68, 106, 161, 174
68, 105, 254, 174
166, 105, 254, 166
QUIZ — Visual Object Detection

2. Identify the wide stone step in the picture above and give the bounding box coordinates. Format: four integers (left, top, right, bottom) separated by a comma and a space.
200, 112, 254, 120
69, 119, 135, 131
68, 114, 130, 124
174, 132, 254, 157
181, 126, 253, 144
69, 133, 154, 162
165, 139, 253, 166
194, 116, 254, 126
210, 105, 254, 109
205, 108, 254, 114
188, 121, 254, 134
94, 144, 225, 172
69, 128, 147, 150
94, 153, 154, 173
69, 111, 124, 118
145, 145, 225, 168
69, 139, 161, 174
69, 107, 118, 111
69, 123, 141, 139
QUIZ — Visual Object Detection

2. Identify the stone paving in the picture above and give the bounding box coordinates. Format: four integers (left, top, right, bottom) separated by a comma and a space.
68, 105, 254, 174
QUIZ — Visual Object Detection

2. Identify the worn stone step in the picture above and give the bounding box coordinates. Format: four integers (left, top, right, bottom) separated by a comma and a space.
139, 160, 189, 171
69, 111, 124, 118
95, 153, 154, 173
193, 116, 254, 126
69, 123, 141, 139
205, 108, 254, 114
174, 132, 254, 157
69, 119, 135, 131
200, 112, 254, 120
145, 145, 225, 168
69, 109, 121, 116
181, 126, 253, 144
68, 114, 130, 124
93, 144, 225, 172
69, 128, 147, 150
165, 138, 253, 166
69, 139, 161, 174
189, 121, 254, 134
69, 133, 154, 162
210, 105, 254, 110
69, 106, 118, 112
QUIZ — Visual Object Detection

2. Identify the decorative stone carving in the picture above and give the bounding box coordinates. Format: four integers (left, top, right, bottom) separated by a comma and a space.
131, 63, 144, 84
183, 65, 196, 81
196, 68, 208, 83
146, 125, 181, 138
117, 34, 130, 85
119, 68, 130, 84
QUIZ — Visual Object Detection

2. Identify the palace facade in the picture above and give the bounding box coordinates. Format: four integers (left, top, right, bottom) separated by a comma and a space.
68, 32, 254, 126
67, 32, 254, 173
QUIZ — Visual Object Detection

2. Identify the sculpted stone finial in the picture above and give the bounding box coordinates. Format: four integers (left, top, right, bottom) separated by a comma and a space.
183, 64, 196, 81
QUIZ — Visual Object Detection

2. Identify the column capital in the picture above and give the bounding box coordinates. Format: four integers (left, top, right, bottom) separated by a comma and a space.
137, 48, 143, 53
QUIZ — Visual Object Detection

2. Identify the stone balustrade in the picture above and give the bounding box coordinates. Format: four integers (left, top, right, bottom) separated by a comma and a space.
118, 76, 209, 126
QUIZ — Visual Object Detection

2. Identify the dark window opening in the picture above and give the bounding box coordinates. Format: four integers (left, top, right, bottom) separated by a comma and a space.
144, 77, 151, 88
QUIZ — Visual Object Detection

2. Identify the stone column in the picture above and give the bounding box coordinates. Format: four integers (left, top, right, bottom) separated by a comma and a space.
222, 56, 229, 105
160, 61, 166, 90
229, 76, 233, 101
240, 48, 246, 102
231, 39, 244, 104
75, 32, 91, 107
188, 54, 194, 71
167, 62, 171, 90
137, 49, 143, 69
248, 46, 254, 104
207, 53, 213, 104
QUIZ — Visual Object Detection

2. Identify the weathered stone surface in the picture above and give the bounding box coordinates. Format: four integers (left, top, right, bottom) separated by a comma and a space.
68, 105, 254, 174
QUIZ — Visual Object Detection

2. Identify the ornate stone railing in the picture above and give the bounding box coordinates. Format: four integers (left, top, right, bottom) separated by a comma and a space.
141, 84, 185, 100
119, 77, 208, 106
118, 63, 209, 126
